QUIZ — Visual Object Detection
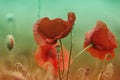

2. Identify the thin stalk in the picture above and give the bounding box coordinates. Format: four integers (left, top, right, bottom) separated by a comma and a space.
8, 51, 14, 70
71, 44, 92, 67
57, 52, 62, 80
101, 54, 113, 71
66, 32, 73, 80
62, 44, 92, 79
59, 39, 64, 76
98, 54, 113, 80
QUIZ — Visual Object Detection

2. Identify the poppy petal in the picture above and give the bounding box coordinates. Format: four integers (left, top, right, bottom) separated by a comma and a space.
84, 21, 117, 60
34, 44, 70, 76
33, 12, 76, 44
33, 22, 45, 45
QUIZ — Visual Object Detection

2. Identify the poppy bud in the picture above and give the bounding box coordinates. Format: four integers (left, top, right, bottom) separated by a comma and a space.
6, 34, 14, 51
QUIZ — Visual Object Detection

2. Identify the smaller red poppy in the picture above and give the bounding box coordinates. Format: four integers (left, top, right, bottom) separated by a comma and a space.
34, 43, 69, 77
84, 21, 117, 60
33, 12, 76, 45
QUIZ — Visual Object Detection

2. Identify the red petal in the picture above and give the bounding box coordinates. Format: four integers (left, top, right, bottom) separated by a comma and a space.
68, 12, 76, 24
38, 18, 66, 38
84, 44, 114, 60
91, 21, 117, 51
33, 12, 76, 44
34, 44, 70, 77
84, 21, 117, 60
34, 46, 45, 66
33, 22, 46, 45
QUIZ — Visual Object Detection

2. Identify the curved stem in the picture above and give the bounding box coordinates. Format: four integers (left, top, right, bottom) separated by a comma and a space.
66, 32, 73, 80
71, 44, 92, 67
62, 44, 92, 79
101, 54, 113, 71
59, 39, 64, 76
60, 44, 92, 80
98, 54, 113, 80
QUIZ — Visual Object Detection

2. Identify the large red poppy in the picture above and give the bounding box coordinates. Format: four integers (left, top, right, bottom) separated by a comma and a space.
84, 21, 117, 60
33, 12, 76, 45
34, 43, 69, 77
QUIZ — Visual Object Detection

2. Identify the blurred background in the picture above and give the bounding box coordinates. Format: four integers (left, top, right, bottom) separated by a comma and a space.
0, 0, 120, 80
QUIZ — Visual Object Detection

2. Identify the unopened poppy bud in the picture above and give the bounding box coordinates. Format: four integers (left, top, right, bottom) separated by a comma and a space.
6, 34, 14, 51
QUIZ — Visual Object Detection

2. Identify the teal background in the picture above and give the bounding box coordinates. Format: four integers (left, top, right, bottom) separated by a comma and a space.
0, 0, 120, 79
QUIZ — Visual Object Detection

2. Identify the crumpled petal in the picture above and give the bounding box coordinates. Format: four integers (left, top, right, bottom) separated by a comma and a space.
33, 12, 76, 45
34, 44, 69, 76
84, 21, 117, 60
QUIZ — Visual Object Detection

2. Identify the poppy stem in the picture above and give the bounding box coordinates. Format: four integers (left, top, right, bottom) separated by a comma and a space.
59, 39, 64, 77
71, 44, 92, 67
101, 54, 113, 71
8, 51, 14, 69
57, 51, 62, 80
66, 32, 73, 80
61, 44, 92, 79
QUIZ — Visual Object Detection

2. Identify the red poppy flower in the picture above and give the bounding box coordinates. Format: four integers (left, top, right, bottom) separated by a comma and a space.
33, 12, 76, 45
84, 21, 117, 60
34, 43, 69, 77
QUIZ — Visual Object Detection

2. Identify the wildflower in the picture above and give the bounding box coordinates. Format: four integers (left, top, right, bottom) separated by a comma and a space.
33, 12, 76, 45
34, 44, 69, 77
84, 21, 117, 60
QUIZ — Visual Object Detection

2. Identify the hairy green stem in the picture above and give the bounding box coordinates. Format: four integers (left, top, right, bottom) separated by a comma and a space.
59, 39, 64, 77
57, 52, 62, 80
66, 32, 73, 80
